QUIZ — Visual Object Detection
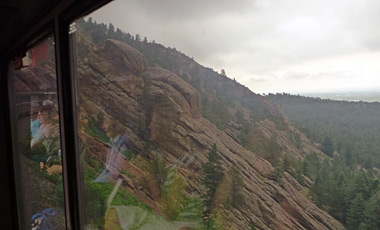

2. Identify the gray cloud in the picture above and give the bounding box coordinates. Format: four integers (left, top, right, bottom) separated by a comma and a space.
90, 0, 380, 93
123, 0, 255, 21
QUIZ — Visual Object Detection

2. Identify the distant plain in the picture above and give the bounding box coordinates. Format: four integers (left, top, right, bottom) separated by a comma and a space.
302, 90, 380, 102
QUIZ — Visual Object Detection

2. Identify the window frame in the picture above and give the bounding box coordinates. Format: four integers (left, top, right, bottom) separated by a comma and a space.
0, 57, 20, 230
1, 0, 113, 229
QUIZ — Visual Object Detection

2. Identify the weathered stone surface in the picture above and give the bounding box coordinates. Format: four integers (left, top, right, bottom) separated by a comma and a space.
77, 31, 344, 230
103, 39, 147, 74
146, 67, 201, 117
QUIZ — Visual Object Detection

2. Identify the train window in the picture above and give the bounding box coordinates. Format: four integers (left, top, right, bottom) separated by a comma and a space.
9, 35, 67, 229
3, 0, 380, 229
66, 0, 380, 230
72, 3, 210, 229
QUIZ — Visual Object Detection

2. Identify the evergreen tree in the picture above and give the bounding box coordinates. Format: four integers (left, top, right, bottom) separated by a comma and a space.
152, 154, 169, 188
125, 32, 132, 40
327, 181, 345, 223
135, 34, 141, 42
303, 152, 321, 180
108, 23, 115, 34
322, 136, 334, 157
345, 146, 355, 168
310, 174, 325, 207
283, 155, 292, 172
115, 28, 124, 40
269, 166, 284, 184
220, 69, 226, 76
230, 167, 245, 208
346, 194, 366, 230
359, 191, 380, 230
294, 161, 304, 186
235, 107, 244, 124
347, 173, 370, 201
202, 144, 224, 211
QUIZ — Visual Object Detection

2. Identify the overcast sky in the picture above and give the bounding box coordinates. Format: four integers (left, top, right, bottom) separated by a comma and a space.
89, 0, 380, 94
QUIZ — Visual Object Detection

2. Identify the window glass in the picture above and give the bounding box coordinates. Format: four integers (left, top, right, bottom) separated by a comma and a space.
73, 8, 215, 230
10, 35, 66, 230
72, 1, 380, 230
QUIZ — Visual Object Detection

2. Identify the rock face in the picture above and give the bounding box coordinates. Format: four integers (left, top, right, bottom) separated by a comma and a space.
76, 28, 344, 230
103, 39, 148, 74
146, 67, 201, 117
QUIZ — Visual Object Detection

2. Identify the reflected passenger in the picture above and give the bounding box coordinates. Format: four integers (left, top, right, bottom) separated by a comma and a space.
30, 102, 62, 175
31, 103, 57, 148
94, 117, 130, 183
30, 102, 41, 141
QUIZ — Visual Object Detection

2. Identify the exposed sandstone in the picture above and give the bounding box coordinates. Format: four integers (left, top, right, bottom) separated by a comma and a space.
77, 32, 344, 230
103, 39, 147, 74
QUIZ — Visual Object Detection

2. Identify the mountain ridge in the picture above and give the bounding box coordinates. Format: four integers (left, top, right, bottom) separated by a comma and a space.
74, 20, 344, 229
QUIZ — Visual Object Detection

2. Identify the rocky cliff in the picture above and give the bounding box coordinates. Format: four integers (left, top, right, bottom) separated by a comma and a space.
75, 26, 344, 230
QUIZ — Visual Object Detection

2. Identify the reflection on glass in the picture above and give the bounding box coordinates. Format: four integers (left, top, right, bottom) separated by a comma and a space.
73, 12, 207, 230
93, 117, 130, 183
71, 1, 380, 230
11, 36, 66, 229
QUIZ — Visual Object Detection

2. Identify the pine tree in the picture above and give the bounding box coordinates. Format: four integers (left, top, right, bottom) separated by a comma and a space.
347, 173, 370, 202
230, 167, 245, 208
108, 23, 115, 33
310, 174, 325, 207
283, 155, 292, 172
359, 191, 380, 230
322, 136, 334, 157
115, 28, 124, 40
327, 181, 346, 223
269, 166, 284, 184
202, 144, 224, 211
152, 154, 168, 188
346, 194, 366, 230
135, 34, 141, 42
220, 69, 226, 76
345, 146, 354, 168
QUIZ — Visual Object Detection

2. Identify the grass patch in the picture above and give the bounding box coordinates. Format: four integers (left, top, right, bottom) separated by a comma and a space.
300, 187, 311, 200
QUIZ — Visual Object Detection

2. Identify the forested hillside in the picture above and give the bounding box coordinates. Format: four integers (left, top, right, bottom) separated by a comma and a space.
71, 18, 380, 230
268, 93, 380, 168
268, 93, 380, 229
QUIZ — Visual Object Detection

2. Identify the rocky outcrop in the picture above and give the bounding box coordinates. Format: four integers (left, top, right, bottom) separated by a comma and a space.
76, 30, 344, 230
146, 67, 201, 117
146, 79, 342, 229
103, 39, 147, 74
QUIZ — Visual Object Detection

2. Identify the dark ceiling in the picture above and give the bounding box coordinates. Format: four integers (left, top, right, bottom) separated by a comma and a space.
0, 0, 111, 61
0, 0, 61, 59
